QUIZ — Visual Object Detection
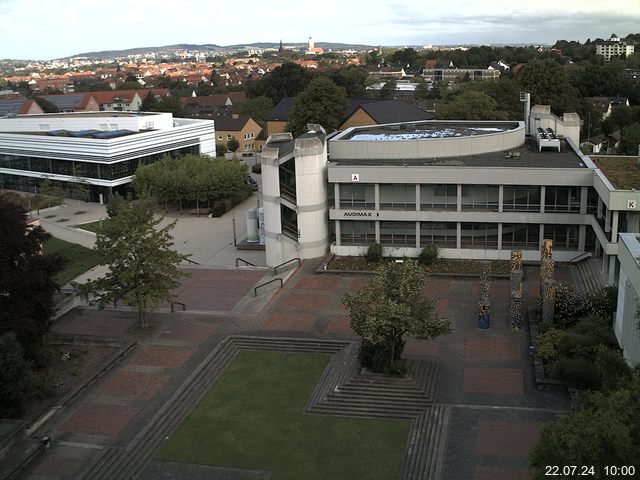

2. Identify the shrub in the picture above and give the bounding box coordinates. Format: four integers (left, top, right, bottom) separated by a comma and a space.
365, 243, 383, 263
210, 200, 231, 217
571, 315, 617, 346
553, 286, 619, 329
418, 244, 439, 266
0, 333, 31, 418
251, 163, 262, 174
550, 357, 601, 390
536, 327, 563, 362
556, 332, 602, 358
594, 346, 632, 393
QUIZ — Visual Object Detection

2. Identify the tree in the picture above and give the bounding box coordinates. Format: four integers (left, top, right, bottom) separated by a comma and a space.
379, 79, 397, 99
227, 137, 240, 152
286, 77, 348, 136
518, 59, 577, 114
436, 90, 509, 120
0, 198, 63, 361
342, 260, 453, 373
530, 380, 640, 478
233, 96, 273, 127
0, 333, 31, 418
245, 62, 316, 104
328, 65, 369, 98
619, 122, 640, 155
87, 196, 187, 329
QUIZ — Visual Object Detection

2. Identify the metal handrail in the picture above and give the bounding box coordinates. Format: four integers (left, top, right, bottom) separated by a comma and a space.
182, 256, 201, 265
170, 301, 186, 313
254, 278, 283, 296
274, 257, 300, 275
235, 257, 256, 267
569, 251, 592, 263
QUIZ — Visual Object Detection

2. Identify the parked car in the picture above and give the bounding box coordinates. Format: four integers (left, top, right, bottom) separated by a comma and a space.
245, 175, 258, 192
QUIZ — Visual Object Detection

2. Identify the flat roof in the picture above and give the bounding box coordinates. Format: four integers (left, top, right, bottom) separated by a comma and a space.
334, 120, 520, 142
329, 137, 587, 169
10, 111, 161, 119
592, 156, 640, 190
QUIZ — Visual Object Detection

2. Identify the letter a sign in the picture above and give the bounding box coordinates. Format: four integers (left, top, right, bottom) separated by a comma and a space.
351, 173, 360, 182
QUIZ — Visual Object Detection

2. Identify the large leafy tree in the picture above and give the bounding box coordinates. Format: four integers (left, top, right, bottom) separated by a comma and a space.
87, 196, 187, 328
327, 65, 369, 98
233, 96, 273, 127
0, 198, 63, 360
245, 62, 316, 104
518, 58, 577, 114
619, 122, 640, 155
286, 77, 348, 136
0, 333, 31, 418
530, 379, 640, 478
436, 90, 509, 120
342, 260, 453, 373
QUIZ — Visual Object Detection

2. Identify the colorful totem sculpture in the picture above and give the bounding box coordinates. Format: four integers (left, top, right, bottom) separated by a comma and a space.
478, 261, 491, 329
510, 250, 524, 330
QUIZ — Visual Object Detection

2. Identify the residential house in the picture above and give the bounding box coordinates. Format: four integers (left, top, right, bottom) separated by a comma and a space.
181, 93, 247, 117
367, 66, 407, 80
91, 89, 169, 111
39, 93, 100, 113
588, 96, 630, 120
214, 113, 262, 152
0, 97, 44, 116
595, 34, 635, 62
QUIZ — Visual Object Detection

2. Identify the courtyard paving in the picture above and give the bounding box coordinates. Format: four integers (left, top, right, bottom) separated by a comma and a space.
24, 260, 571, 480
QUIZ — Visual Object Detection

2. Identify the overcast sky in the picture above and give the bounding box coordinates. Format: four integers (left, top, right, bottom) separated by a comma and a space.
0, 0, 638, 60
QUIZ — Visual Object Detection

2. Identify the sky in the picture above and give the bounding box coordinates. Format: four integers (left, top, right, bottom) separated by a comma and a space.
0, 0, 638, 60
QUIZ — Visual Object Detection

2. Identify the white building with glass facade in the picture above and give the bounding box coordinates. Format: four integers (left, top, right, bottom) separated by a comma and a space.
0, 111, 215, 201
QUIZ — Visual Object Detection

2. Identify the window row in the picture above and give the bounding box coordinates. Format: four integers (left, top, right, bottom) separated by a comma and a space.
337, 184, 586, 213
339, 221, 579, 250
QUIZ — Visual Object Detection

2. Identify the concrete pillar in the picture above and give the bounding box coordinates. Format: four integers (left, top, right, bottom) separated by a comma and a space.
261, 144, 284, 267
597, 197, 603, 219
375, 221, 380, 243
539, 224, 545, 250
334, 183, 340, 209
374, 184, 380, 210
456, 222, 461, 249
612, 211, 619, 243
605, 208, 611, 233
540, 185, 546, 213
335, 220, 341, 246
578, 225, 586, 251
415, 184, 420, 212
457, 184, 462, 212
497, 223, 503, 250
415, 221, 420, 248
580, 186, 588, 215
498, 185, 504, 213
609, 255, 616, 286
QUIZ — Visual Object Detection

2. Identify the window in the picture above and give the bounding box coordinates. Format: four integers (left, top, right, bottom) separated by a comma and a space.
380, 221, 416, 246
340, 184, 374, 209
461, 223, 499, 248
545, 187, 581, 212
461, 185, 499, 211
421, 184, 457, 210
379, 184, 415, 210
420, 222, 457, 247
544, 224, 579, 250
502, 223, 540, 249
503, 186, 541, 212
217, 135, 223, 141
227, 135, 232, 141
340, 221, 376, 245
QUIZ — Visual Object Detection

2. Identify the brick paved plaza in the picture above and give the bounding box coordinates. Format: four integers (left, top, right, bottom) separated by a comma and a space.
24, 261, 571, 480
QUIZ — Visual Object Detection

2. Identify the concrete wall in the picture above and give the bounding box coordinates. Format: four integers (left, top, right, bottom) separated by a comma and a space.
615, 233, 640, 366
528, 106, 581, 146
260, 144, 285, 267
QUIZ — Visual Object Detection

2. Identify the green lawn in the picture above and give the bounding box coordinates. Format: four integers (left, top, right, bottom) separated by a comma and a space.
75, 219, 111, 233
44, 237, 101, 285
156, 351, 410, 480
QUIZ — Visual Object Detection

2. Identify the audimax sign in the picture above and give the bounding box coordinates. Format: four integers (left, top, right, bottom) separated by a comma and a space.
343, 211, 379, 217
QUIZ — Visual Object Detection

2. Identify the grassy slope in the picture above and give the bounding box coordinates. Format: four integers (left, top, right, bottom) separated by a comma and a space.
44, 237, 101, 285
156, 350, 410, 480
75, 219, 110, 233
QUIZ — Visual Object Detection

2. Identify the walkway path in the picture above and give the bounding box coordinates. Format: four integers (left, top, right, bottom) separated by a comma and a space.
23, 261, 571, 480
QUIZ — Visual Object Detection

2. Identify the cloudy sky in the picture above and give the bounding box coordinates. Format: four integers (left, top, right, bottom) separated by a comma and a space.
0, 0, 638, 60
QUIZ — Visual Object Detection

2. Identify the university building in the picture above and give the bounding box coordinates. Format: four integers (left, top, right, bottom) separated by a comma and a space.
0, 111, 215, 201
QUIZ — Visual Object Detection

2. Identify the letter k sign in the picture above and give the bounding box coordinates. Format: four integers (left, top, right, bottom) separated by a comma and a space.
351, 174, 360, 182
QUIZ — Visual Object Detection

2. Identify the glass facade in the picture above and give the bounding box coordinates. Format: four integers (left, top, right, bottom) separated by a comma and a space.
281, 204, 298, 240
420, 222, 457, 247
544, 224, 579, 250
380, 184, 415, 210
340, 221, 376, 245
340, 184, 374, 209
545, 186, 581, 212
0, 145, 199, 182
502, 223, 540, 249
380, 221, 416, 246
461, 223, 499, 248
503, 186, 541, 212
420, 184, 457, 210
461, 185, 499, 211
279, 158, 296, 202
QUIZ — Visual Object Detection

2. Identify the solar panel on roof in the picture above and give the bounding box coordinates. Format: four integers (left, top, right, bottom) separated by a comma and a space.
47, 129, 70, 136
92, 129, 133, 139
70, 130, 100, 137
41, 94, 85, 110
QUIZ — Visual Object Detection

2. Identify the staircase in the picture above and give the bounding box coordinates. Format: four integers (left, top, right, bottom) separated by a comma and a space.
572, 257, 606, 293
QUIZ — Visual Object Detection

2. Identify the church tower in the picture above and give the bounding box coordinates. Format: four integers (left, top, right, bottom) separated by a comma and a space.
308, 37, 314, 51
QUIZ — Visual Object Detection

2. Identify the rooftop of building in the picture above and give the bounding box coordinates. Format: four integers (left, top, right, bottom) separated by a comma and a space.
339, 121, 518, 141
2, 111, 162, 119
592, 156, 640, 190
329, 136, 587, 169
